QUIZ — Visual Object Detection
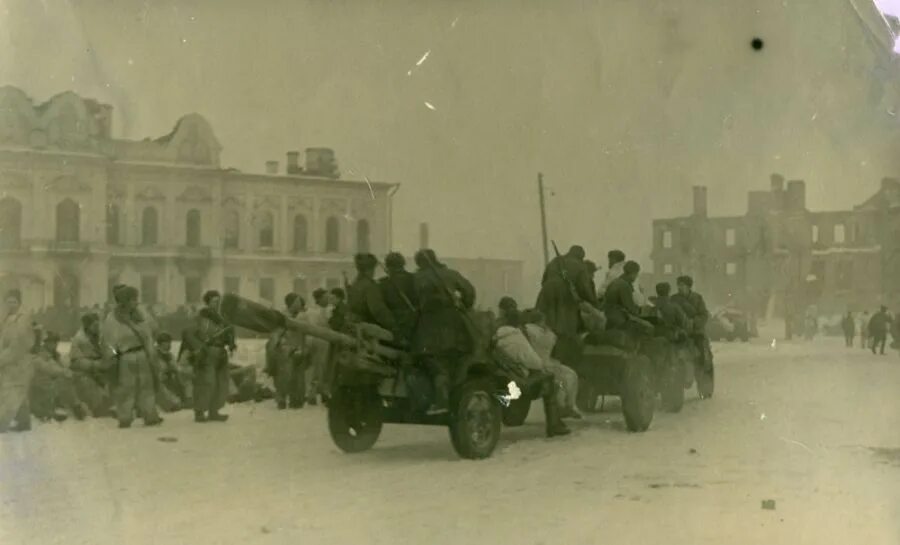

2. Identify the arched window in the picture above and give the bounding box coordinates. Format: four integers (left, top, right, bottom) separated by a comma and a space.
53, 269, 80, 308
292, 214, 308, 252
0, 197, 22, 248
224, 209, 240, 249
106, 204, 120, 245
356, 219, 370, 253
56, 198, 80, 242
325, 216, 339, 253
258, 211, 275, 249
142, 207, 159, 246
186, 209, 202, 247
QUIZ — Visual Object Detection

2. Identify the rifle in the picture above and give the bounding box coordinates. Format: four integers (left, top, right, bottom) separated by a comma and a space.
550, 240, 582, 303
419, 253, 525, 380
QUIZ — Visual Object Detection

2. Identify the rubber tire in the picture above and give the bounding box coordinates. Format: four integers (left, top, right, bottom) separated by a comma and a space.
575, 381, 599, 413
660, 360, 686, 413
327, 387, 383, 454
502, 398, 531, 427
621, 355, 655, 432
448, 378, 502, 460
695, 359, 715, 400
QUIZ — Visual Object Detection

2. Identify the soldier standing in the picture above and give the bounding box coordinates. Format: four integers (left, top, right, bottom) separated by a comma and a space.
412, 249, 476, 414
101, 285, 163, 428
0, 289, 36, 433
672, 275, 713, 371
267, 292, 308, 409
535, 245, 597, 367
186, 290, 234, 423
69, 312, 115, 417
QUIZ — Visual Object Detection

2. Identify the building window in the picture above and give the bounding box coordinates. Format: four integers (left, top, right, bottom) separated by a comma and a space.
141, 207, 158, 246
224, 276, 240, 295
258, 211, 275, 249
56, 198, 80, 242
837, 261, 853, 290
224, 209, 239, 249
834, 224, 846, 244
140, 275, 158, 305
0, 197, 22, 248
662, 230, 672, 249
725, 228, 736, 247
854, 223, 862, 243
293, 214, 308, 252
357, 219, 371, 253
663, 264, 673, 274
325, 216, 340, 252
679, 226, 692, 253
726, 262, 737, 276
259, 277, 275, 304
185, 277, 202, 304
106, 204, 120, 245
53, 269, 79, 308
293, 277, 308, 298
186, 209, 202, 247
811, 224, 819, 244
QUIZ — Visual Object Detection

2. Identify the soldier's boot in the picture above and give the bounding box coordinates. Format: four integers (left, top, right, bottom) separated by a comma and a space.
208, 411, 229, 422
72, 403, 88, 421
276, 400, 287, 410
544, 395, 570, 438
194, 410, 207, 423
426, 374, 450, 415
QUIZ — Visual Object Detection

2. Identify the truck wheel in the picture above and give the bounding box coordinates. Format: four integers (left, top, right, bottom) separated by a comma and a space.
448, 378, 502, 459
328, 386, 383, 453
575, 382, 599, 413
502, 398, 531, 427
621, 355, 655, 432
695, 359, 715, 400
660, 360, 686, 413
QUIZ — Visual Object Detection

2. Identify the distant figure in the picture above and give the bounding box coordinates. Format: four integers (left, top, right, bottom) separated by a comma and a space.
841, 311, 855, 347
858, 311, 870, 350
868, 306, 893, 356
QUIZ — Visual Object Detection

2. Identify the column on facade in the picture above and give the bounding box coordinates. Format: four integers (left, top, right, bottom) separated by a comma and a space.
207, 178, 225, 297
310, 197, 320, 254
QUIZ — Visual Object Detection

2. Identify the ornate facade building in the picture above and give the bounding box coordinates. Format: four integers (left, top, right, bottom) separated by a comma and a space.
0, 86, 396, 310
650, 176, 900, 318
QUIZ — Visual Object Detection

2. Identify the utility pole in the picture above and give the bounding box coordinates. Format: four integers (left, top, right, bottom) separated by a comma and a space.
538, 172, 549, 267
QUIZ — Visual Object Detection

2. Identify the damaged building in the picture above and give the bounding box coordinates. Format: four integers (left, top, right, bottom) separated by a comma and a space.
650, 175, 900, 318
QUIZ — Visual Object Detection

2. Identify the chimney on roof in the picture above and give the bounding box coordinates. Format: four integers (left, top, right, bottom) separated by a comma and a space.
419, 223, 429, 249
305, 148, 340, 179
286, 151, 301, 174
265, 161, 279, 175
770, 173, 785, 210
692, 186, 708, 218
785, 180, 806, 211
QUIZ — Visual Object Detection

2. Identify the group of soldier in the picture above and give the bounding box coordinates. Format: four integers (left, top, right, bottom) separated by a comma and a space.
0, 285, 266, 433
0, 243, 713, 438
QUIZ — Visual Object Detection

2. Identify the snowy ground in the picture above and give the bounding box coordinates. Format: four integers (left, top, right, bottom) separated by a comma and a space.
2, 336, 900, 545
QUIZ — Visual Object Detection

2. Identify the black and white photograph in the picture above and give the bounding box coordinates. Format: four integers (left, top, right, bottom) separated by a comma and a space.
1, 1, 900, 543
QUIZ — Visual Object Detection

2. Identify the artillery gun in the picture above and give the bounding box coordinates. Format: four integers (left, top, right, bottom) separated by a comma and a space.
218, 293, 531, 460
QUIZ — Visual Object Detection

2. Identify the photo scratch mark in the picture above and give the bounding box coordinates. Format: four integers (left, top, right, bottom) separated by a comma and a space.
363, 176, 376, 200
780, 437, 814, 454
424, 101, 436, 111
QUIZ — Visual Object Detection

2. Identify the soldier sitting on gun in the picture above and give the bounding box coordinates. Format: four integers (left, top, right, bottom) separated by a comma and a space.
346, 253, 400, 340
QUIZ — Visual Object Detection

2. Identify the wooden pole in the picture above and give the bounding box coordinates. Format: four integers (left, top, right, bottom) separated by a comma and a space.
538, 172, 549, 267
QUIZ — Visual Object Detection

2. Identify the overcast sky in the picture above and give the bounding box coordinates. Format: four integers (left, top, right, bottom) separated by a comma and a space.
2, 0, 900, 297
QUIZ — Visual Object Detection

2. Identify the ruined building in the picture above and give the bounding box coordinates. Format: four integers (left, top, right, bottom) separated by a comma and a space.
650, 175, 900, 317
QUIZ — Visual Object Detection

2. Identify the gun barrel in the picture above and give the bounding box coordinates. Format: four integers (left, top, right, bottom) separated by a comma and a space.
218, 293, 402, 359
